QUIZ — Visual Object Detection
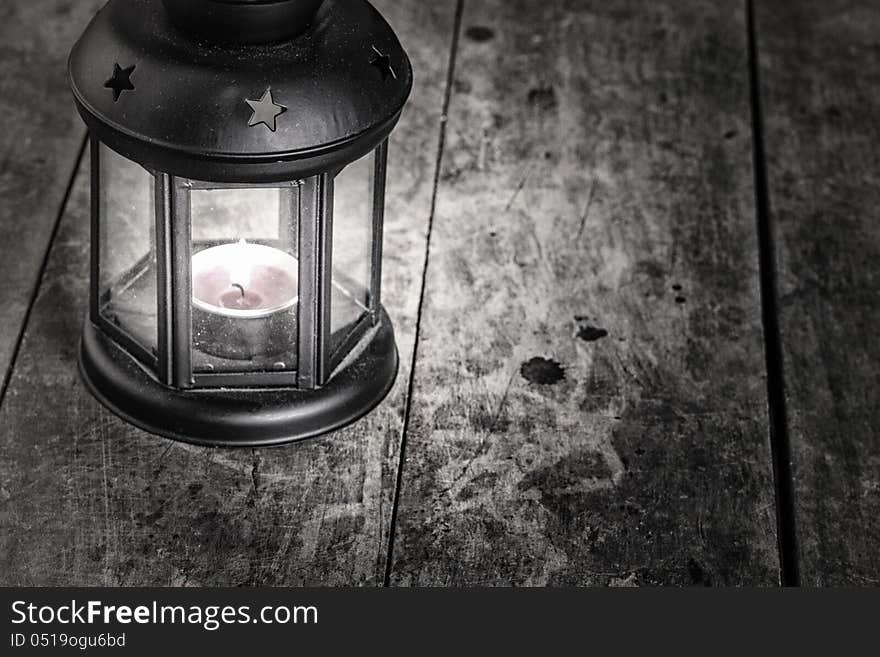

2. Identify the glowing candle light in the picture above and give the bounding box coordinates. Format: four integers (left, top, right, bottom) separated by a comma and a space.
192, 240, 298, 359
192, 240, 298, 318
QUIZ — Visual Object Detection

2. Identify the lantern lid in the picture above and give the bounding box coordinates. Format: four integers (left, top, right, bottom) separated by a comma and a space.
68, 0, 412, 182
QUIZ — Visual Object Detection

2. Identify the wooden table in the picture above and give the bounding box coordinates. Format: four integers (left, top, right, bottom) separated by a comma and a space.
1, 0, 877, 586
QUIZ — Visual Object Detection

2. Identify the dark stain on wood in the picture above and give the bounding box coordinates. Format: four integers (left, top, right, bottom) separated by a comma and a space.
520, 357, 566, 385
464, 25, 495, 42
526, 85, 558, 112
576, 325, 609, 342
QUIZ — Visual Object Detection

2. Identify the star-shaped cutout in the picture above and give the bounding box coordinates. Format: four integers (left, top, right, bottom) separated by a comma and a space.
245, 88, 287, 132
369, 46, 397, 81
104, 63, 135, 102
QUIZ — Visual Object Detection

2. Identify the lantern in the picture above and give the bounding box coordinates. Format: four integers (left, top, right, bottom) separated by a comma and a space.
68, 0, 412, 446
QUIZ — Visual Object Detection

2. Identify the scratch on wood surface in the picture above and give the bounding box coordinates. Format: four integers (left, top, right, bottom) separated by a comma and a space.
150, 441, 174, 476
504, 168, 531, 211
296, 502, 364, 564
488, 368, 518, 433
529, 223, 546, 265
250, 449, 261, 497
576, 178, 599, 241
478, 122, 492, 171
99, 430, 112, 585
267, 523, 298, 579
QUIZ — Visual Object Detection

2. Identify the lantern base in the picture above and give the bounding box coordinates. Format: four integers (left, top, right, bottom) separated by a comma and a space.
78, 310, 399, 447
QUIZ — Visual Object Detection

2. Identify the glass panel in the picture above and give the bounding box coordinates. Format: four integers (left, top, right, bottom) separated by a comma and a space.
98, 143, 157, 363
191, 187, 282, 243
330, 152, 374, 357
189, 184, 299, 375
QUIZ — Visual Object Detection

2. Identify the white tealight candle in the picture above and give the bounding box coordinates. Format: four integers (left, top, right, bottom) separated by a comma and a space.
192, 240, 298, 318
191, 240, 299, 361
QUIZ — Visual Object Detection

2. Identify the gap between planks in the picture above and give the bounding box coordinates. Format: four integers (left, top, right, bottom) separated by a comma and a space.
383, 0, 466, 587
0, 133, 88, 412
746, 0, 801, 587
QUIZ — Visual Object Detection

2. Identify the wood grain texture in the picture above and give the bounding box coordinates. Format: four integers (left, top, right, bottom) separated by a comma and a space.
388, 0, 780, 586
0, 0, 103, 384
755, 0, 880, 585
0, 0, 457, 586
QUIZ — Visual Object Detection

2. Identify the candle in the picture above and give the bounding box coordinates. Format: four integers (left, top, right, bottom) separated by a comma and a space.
192, 240, 299, 360
193, 240, 298, 317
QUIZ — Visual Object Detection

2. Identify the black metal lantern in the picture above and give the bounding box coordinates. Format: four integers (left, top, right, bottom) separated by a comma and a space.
68, 0, 412, 446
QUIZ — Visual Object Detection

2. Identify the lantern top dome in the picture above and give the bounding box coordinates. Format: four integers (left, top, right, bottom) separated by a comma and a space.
68, 0, 412, 182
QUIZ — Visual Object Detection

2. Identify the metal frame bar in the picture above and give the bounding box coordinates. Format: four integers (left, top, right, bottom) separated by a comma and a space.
97, 315, 157, 368
297, 173, 333, 389
89, 138, 101, 326
98, 254, 153, 306
369, 139, 389, 322
158, 178, 194, 389
155, 173, 173, 385
192, 370, 300, 389
185, 180, 300, 191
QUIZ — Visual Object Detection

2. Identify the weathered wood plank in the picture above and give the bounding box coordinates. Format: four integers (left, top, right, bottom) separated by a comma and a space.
0, 0, 103, 388
388, 0, 780, 585
0, 0, 457, 586
755, 0, 880, 585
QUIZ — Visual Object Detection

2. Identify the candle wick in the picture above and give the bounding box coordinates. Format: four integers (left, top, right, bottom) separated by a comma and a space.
231, 283, 246, 298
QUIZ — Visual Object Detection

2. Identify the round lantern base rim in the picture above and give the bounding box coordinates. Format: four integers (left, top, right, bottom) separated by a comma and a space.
78, 311, 399, 448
